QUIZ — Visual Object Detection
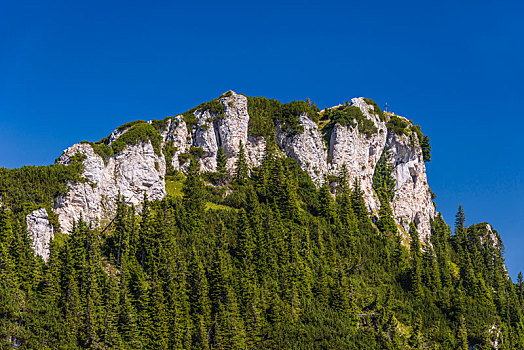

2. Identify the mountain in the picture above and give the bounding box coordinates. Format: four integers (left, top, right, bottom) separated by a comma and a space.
27, 91, 433, 259
0, 91, 521, 349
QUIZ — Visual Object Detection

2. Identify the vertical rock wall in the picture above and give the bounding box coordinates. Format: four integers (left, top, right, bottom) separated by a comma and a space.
386, 131, 435, 241
327, 97, 388, 214
26, 208, 54, 262
54, 141, 166, 233
276, 115, 328, 185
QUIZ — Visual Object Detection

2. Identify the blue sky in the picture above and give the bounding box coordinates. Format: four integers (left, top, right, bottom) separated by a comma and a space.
1, 0, 523, 276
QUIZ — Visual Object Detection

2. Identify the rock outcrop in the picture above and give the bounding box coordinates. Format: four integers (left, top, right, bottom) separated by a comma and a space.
193, 110, 220, 172
26, 208, 54, 262
327, 98, 388, 214
163, 115, 191, 171
54, 141, 166, 233
277, 115, 328, 185
217, 92, 251, 170
48, 91, 436, 242
386, 131, 435, 241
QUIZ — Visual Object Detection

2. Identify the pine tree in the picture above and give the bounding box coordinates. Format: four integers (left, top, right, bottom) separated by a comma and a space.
146, 274, 169, 349
117, 283, 141, 348
235, 141, 249, 186
337, 167, 358, 257
77, 221, 103, 348
0, 208, 14, 273
138, 196, 153, 272
188, 246, 211, 349
409, 223, 423, 299
458, 315, 469, 350
113, 196, 131, 267
350, 179, 370, 225
216, 146, 229, 185
372, 150, 397, 234
183, 156, 206, 216
455, 205, 466, 240
421, 135, 431, 162
409, 315, 422, 349
101, 265, 122, 348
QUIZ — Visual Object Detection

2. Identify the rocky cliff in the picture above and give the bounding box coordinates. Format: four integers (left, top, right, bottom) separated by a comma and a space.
27, 91, 437, 257
26, 208, 54, 262
54, 141, 166, 233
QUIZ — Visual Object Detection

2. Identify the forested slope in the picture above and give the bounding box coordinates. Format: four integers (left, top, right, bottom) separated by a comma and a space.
0, 135, 522, 349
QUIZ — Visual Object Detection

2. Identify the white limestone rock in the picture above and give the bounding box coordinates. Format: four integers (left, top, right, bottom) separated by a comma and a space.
26, 208, 54, 262
108, 125, 132, 145
53, 143, 104, 232
220, 92, 266, 169
484, 223, 502, 248
54, 140, 166, 233
328, 97, 388, 214
188, 91, 266, 173
386, 128, 435, 241
277, 114, 328, 184
217, 92, 251, 171
164, 115, 192, 171
245, 135, 266, 168
193, 110, 219, 172
47, 92, 438, 246
489, 324, 502, 350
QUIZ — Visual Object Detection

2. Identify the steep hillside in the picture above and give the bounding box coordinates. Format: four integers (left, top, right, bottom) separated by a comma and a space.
22, 91, 434, 260
0, 92, 520, 349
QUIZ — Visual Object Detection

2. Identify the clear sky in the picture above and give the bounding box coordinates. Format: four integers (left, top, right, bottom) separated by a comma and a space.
1, 0, 523, 276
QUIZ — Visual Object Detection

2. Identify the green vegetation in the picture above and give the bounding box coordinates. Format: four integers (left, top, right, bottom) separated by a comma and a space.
247, 96, 319, 137
163, 141, 178, 176
111, 122, 162, 157
89, 141, 114, 163
150, 116, 174, 133
386, 115, 410, 136
411, 125, 431, 162
115, 120, 146, 133
363, 97, 385, 121
322, 104, 378, 137
0, 94, 516, 349
0, 137, 521, 349
384, 117, 431, 162
0, 158, 85, 214
372, 150, 398, 233
178, 152, 190, 166
205, 202, 235, 211
182, 99, 226, 128
165, 173, 185, 197
85, 120, 165, 163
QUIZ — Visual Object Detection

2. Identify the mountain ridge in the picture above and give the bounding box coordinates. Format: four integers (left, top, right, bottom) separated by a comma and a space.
20, 91, 435, 260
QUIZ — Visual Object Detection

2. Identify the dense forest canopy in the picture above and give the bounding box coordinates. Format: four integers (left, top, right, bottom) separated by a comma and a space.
0, 95, 520, 349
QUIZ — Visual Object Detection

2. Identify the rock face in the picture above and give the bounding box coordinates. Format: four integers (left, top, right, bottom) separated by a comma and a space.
193, 110, 220, 172
54, 141, 166, 233
484, 223, 502, 248
277, 115, 328, 185
217, 92, 250, 170
26, 208, 54, 262
183, 92, 264, 172
327, 97, 388, 214
49, 91, 436, 242
163, 115, 191, 171
386, 131, 435, 241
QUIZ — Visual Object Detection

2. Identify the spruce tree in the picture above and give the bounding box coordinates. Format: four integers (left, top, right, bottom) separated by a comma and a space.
235, 141, 249, 186
409, 223, 423, 299
183, 156, 206, 216
216, 146, 228, 185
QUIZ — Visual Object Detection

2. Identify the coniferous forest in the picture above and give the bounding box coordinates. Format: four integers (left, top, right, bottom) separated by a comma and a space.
0, 135, 523, 349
